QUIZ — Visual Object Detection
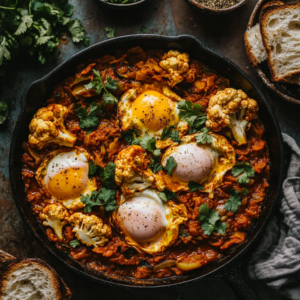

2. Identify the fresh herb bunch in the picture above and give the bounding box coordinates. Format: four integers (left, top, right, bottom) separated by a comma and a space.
0, 0, 89, 75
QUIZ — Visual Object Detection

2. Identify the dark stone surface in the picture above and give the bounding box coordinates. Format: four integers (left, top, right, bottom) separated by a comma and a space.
0, 0, 298, 299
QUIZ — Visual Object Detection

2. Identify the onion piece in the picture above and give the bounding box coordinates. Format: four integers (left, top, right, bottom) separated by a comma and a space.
176, 261, 206, 271
153, 260, 176, 272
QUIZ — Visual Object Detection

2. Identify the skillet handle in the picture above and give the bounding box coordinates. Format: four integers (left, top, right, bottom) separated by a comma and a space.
212, 260, 259, 300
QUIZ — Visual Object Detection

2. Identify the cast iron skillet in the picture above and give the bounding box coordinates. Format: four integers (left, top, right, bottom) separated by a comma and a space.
9, 34, 284, 298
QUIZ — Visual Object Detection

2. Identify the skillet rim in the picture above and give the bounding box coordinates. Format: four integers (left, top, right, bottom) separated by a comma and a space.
9, 34, 285, 289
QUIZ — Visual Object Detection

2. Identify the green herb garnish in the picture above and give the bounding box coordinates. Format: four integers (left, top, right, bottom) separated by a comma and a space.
188, 181, 204, 192
164, 156, 177, 176
0, 102, 9, 124
105, 27, 115, 39
123, 129, 140, 145
232, 162, 255, 184
75, 102, 102, 134
195, 127, 212, 144
158, 188, 177, 202
132, 135, 160, 156
88, 160, 104, 179
141, 26, 147, 33
224, 189, 241, 213
198, 203, 227, 235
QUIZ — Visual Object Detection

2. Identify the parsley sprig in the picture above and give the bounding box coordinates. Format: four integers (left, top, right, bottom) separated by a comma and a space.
84, 69, 118, 106
105, 27, 115, 39
158, 188, 177, 202
198, 203, 227, 236
195, 127, 212, 144
150, 156, 163, 174
232, 162, 255, 184
75, 102, 102, 134
178, 100, 207, 134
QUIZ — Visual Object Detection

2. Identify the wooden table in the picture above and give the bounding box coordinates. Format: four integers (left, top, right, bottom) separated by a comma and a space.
0, 0, 296, 298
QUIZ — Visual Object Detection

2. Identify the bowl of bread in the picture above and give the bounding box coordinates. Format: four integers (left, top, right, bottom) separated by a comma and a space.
244, 0, 300, 105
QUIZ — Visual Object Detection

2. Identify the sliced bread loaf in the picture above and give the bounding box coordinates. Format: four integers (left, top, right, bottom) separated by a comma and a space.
0, 257, 72, 300
260, 2, 300, 81
245, 24, 268, 66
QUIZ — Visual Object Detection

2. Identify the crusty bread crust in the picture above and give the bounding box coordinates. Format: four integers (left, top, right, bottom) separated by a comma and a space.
261, 0, 284, 11
0, 251, 15, 268
260, 2, 300, 82
244, 31, 258, 66
0, 258, 72, 300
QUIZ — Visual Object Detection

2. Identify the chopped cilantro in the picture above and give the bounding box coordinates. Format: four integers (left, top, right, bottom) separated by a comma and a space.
232, 162, 255, 184
195, 127, 212, 144
178, 100, 206, 133
75, 102, 102, 134
160, 125, 181, 143
188, 181, 204, 192
105, 27, 115, 39
158, 188, 177, 202
0, 102, 9, 124
80, 188, 117, 213
164, 156, 177, 176
241, 188, 249, 195
70, 239, 80, 248
123, 129, 140, 145
150, 156, 163, 174
141, 26, 147, 33
84, 69, 118, 106
0, 0, 88, 75
102, 162, 116, 188
224, 189, 241, 213
179, 229, 189, 237
132, 135, 160, 156
138, 259, 153, 269
88, 160, 104, 179
198, 203, 227, 235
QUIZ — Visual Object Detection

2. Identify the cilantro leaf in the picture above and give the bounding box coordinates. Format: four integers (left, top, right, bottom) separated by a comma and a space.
133, 135, 160, 156
88, 160, 104, 179
141, 26, 147, 33
123, 248, 134, 259
85, 69, 104, 94
188, 181, 204, 192
14, 13, 33, 35
123, 129, 140, 145
0, 37, 11, 65
241, 188, 249, 196
195, 127, 212, 144
0, 102, 9, 124
150, 156, 163, 174
138, 259, 152, 268
97, 187, 117, 212
67, 19, 85, 43
224, 189, 241, 213
170, 130, 181, 144
198, 203, 227, 236
161, 125, 175, 140
179, 229, 189, 237
103, 92, 118, 106
81, 191, 101, 213
105, 76, 118, 91
189, 115, 207, 134
102, 162, 116, 188
70, 239, 80, 248
178, 100, 205, 124
164, 156, 177, 176
158, 188, 177, 202
105, 27, 115, 39
75, 102, 102, 134
232, 162, 255, 184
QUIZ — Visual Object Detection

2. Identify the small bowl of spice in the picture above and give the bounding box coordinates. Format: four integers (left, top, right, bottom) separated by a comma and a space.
185, 0, 249, 13
98, 0, 150, 9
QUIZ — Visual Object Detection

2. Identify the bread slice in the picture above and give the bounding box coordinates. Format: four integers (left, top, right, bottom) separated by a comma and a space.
245, 24, 268, 66
260, 2, 300, 81
0, 258, 71, 300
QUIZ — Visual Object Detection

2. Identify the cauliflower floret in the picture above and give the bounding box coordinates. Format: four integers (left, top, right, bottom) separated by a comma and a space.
159, 50, 190, 87
40, 204, 69, 241
206, 88, 259, 145
68, 213, 111, 247
28, 104, 77, 150
115, 145, 155, 197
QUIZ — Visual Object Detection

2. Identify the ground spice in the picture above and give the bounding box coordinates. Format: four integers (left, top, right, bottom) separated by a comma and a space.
196, 0, 241, 9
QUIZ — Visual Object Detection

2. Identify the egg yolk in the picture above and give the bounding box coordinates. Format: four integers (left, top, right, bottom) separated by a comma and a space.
118, 195, 166, 243
132, 90, 177, 131
47, 167, 88, 200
